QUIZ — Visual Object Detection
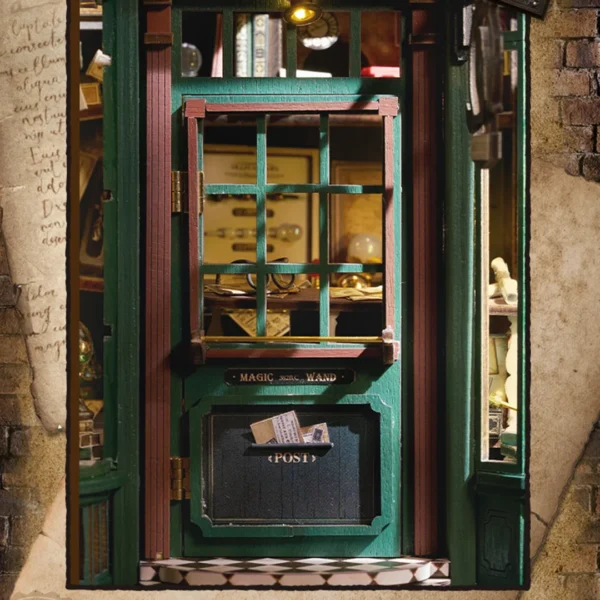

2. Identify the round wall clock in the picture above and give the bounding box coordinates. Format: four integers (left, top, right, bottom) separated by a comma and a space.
298, 12, 340, 51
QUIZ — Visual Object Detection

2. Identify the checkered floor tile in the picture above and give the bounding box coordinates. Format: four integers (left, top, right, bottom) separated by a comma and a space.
140, 557, 450, 587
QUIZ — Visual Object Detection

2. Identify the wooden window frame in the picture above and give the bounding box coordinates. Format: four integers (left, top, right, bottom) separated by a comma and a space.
185, 96, 400, 363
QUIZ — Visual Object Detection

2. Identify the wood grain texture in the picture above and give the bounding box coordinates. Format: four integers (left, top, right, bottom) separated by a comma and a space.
144, 1, 172, 559
411, 4, 441, 557
101, 0, 141, 584
186, 99, 381, 114
187, 117, 200, 335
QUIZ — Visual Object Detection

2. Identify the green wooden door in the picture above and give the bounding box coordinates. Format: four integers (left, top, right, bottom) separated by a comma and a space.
167, 5, 405, 557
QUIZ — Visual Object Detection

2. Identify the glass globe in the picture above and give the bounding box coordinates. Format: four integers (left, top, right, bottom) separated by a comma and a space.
346, 234, 382, 263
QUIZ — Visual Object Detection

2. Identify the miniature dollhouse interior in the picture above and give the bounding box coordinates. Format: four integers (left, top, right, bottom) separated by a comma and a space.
77, 0, 524, 587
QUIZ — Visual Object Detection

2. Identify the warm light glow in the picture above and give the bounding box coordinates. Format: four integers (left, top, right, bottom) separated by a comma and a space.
293, 8, 311, 21
283, 2, 322, 26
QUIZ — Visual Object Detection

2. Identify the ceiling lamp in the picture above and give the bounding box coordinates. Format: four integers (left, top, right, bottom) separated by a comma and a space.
283, 1, 323, 26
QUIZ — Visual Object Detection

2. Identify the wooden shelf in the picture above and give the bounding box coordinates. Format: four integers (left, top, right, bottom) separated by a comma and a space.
489, 297, 517, 316
80, 105, 103, 121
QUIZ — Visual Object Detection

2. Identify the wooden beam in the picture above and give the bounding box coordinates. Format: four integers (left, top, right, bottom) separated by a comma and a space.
144, 0, 172, 561
410, 2, 442, 557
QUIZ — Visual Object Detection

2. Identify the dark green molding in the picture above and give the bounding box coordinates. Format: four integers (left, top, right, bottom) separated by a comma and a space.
475, 16, 528, 588
444, 9, 477, 586
101, 0, 140, 585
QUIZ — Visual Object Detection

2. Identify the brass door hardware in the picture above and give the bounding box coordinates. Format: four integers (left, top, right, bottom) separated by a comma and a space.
170, 456, 190, 500
171, 171, 205, 214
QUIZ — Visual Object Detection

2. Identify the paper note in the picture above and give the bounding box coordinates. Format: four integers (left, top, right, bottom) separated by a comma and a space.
250, 411, 303, 444
0, 0, 67, 431
300, 423, 330, 443
272, 411, 302, 444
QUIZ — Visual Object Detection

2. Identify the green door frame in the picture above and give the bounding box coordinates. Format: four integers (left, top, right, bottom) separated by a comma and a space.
98, 0, 528, 586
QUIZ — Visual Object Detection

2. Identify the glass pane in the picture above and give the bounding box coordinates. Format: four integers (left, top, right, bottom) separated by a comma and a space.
203, 120, 257, 184
182, 12, 223, 78
330, 117, 383, 185
297, 12, 350, 77
330, 269, 383, 338
267, 272, 315, 337
204, 194, 257, 264
330, 192, 383, 264
267, 115, 319, 185
361, 11, 401, 78
234, 13, 284, 77
481, 49, 520, 463
204, 272, 260, 338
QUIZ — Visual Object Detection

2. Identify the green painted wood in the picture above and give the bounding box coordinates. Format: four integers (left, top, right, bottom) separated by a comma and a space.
515, 16, 528, 479
319, 114, 330, 337
80, 472, 127, 497
444, 8, 477, 585
206, 184, 384, 194
172, 0, 403, 560
223, 10, 235, 78
92, 570, 113, 585
177, 78, 403, 95
82, 505, 90, 583
474, 17, 528, 588
285, 23, 297, 78
201, 263, 382, 274
184, 379, 400, 555
101, 0, 140, 585
349, 10, 362, 77
256, 116, 267, 336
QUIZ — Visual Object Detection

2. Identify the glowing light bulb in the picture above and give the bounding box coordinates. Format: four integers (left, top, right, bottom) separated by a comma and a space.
294, 7, 308, 20
283, 2, 322, 26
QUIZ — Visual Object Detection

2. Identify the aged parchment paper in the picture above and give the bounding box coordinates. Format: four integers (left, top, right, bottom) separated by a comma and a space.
0, 0, 67, 431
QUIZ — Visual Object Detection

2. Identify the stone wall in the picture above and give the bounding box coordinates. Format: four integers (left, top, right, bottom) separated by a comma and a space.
533, 0, 600, 179
521, 423, 600, 600
0, 212, 64, 599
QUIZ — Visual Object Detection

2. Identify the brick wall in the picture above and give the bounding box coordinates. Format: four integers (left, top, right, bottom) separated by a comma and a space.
0, 210, 64, 599
522, 422, 600, 599
553, 0, 600, 179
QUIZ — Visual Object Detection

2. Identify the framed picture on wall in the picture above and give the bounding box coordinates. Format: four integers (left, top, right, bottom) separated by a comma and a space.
203, 144, 319, 267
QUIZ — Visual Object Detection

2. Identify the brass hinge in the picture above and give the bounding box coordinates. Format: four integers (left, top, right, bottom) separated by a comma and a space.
171, 171, 185, 213
170, 456, 191, 500
171, 171, 205, 215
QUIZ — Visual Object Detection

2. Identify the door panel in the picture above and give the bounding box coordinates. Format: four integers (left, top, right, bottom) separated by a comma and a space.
177, 95, 401, 557
182, 365, 400, 557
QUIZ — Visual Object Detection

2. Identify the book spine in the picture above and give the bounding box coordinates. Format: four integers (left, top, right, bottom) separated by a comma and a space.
268, 17, 283, 77
235, 14, 251, 77
252, 14, 269, 77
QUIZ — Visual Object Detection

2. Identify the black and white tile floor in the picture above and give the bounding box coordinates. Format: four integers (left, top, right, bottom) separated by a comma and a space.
140, 557, 450, 587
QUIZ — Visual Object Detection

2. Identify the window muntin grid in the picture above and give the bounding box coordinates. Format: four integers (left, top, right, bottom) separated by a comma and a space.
185, 97, 398, 357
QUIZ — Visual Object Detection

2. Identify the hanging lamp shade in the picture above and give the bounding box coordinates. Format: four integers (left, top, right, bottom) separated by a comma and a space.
283, 1, 323, 26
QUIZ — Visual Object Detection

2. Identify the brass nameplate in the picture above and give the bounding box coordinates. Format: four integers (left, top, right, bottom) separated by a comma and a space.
225, 368, 355, 386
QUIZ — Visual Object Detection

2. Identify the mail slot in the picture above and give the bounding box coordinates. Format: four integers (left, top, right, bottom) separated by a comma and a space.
202, 405, 381, 527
